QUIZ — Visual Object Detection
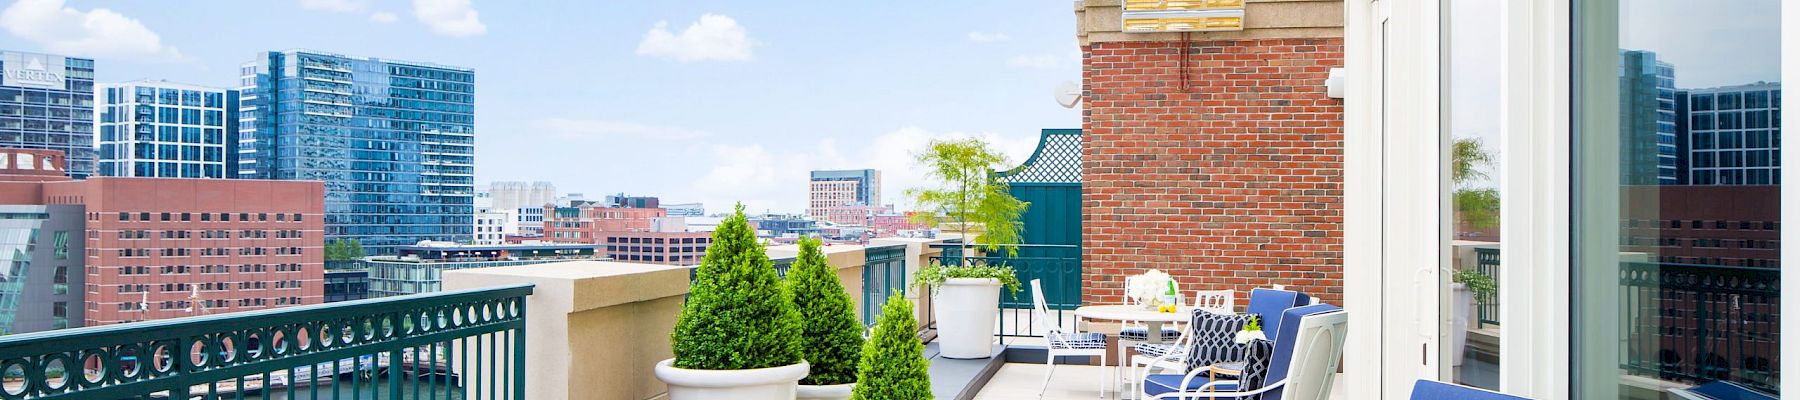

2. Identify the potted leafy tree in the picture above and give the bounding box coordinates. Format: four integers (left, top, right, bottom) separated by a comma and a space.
655, 205, 809, 399
907, 138, 1029, 359
851, 296, 932, 399
789, 237, 864, 400
1449, 137, 1498, 367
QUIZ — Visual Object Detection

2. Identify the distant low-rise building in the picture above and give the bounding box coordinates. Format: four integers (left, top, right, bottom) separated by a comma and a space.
365, 242, 600, 297
663, 202, 704, 217
542, 205, 712, 265
808, 169, 880, 220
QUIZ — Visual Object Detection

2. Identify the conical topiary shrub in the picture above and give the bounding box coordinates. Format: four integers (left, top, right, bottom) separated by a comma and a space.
670, 204, 804, 370
789, 236, 864, 385
851, 296, 932, 399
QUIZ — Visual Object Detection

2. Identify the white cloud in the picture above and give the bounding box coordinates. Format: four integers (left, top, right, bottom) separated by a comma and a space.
298, 0, 365, 13
636, 14, 756, 62
967, 31, 1011, 43
0, 0, 183, 62
531, 118, 705, 140
1007, 54, 1061, 69
690, 127, 1037, 213
412, 0, 486, 37
368, 11, 399, 23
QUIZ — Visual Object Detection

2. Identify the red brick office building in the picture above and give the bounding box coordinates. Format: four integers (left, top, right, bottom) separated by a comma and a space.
1074, 0, 1347, 305
0, 148, 325, 327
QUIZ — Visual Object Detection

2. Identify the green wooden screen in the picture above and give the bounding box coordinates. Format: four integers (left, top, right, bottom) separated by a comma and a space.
993, 129, 1083, 310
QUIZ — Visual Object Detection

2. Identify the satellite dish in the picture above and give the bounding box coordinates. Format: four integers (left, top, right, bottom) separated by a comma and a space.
1054, 80, 1082, 108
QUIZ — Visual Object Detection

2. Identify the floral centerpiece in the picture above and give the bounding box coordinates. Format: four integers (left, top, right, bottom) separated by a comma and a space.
1128, 269, 1177, 310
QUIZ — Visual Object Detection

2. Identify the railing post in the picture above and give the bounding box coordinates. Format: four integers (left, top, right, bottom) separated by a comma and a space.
513, 297, 527, 400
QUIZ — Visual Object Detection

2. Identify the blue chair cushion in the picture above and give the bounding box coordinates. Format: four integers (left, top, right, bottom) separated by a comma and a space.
1671, 381, 1778, 400
1134, 343, 1181, 358
1184, 311, 1253, 371
1144, 374, 1237, 398
1120, 327, 1184, 342
1410, 380, 1531, 400
1049, 331, 1108, 349
1246, 289, 1309, 341
1262, 304, 1341, 400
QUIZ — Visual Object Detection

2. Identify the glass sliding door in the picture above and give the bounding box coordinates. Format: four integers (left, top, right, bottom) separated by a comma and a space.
1573, 0, 1783, 398
1442, 0, 1503, 390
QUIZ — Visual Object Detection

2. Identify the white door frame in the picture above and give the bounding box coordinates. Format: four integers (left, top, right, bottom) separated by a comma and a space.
1497, 0, 1571, 397
1344, 0, 1444, 398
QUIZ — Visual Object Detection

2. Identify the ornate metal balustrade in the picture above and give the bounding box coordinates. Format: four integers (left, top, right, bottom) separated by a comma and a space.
1474, 247, 1499, 327
0, 284, 532, 399
1618, 262, 1779, 394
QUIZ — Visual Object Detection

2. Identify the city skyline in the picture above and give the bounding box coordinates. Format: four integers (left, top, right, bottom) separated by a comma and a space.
0, 0, 1079, 213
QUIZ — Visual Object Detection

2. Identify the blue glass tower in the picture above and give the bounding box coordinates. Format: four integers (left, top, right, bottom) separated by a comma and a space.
96, 80, 238, 178
237, 50, 474, 254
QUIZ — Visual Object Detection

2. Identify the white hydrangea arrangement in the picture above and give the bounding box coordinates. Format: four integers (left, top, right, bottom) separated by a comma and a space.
1127, 269, 1175, 309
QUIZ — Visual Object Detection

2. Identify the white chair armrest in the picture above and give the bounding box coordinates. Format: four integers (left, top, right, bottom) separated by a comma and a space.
1146, 378, 1288, 400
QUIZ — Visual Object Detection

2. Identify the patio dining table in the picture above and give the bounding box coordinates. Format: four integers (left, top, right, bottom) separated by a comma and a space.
1073, 304, 1192, 344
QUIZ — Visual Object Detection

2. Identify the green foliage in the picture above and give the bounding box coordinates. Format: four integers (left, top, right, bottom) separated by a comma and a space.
1455, 188, 1501, 230
851, 296, 932, 400
1452, 137, 1494, 186
324, 239, 366, 262
912, 260, 1021, 294
1452, 137, 1500, 230
1244, 315, 1262, 332
787, 237, 865, 385
1453, 268, 1497, 298
906, 138, 1030, 257
670, 204, 804, 370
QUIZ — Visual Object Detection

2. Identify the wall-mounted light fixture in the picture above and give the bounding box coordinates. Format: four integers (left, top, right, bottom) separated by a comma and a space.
1326, 68, 1346, 99
1121, 0, 1246, 33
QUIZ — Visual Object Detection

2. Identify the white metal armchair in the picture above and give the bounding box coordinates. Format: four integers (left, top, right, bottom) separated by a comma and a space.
1138, 304, 1348, 400
1032, 279, 1109, 397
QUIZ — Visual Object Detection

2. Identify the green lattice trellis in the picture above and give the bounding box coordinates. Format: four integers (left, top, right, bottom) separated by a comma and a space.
996, 129, 1082, 184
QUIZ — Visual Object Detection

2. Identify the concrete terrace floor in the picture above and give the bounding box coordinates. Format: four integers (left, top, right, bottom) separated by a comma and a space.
971, 362, 1349, 400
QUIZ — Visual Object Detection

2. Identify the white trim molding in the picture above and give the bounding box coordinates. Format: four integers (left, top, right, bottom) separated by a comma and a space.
1498, 0, 1572, 398
1782, 0, 1797, 394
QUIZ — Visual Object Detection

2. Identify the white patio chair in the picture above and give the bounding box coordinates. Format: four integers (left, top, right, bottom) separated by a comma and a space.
1032, 279, 1109, 398
1137, 304, 1348, 400
1117, 290, 1235, 398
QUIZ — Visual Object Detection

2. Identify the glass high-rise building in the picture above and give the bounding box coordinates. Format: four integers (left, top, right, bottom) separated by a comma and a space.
0, 51, 97, 178
1677, 82, 1781, 185
95, 80, 238, 178
237, 50, 475, 254
1618, 50, 1677, 185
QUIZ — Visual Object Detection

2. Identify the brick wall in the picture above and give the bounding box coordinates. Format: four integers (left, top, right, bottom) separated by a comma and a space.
1082, 38, 1345, 306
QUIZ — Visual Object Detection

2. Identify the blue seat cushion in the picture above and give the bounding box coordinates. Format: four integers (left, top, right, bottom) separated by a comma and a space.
1049, 331, 1108, 349
1144, 374, 1237, 398
1410, 380, 1531, 400
1120, 327, 1183, 341
1134, 343, 1181, 358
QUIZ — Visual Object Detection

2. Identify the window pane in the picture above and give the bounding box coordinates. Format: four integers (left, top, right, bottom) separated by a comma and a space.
1574, 0, 1781, 398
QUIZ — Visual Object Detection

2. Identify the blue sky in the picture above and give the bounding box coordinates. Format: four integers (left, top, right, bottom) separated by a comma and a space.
0, 0, 1082, 213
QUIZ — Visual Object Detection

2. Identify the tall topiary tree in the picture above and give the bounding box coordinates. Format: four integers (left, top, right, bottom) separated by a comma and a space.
670, 204, 804, 370
788, 237, 864, 385
851, 296, 931, 399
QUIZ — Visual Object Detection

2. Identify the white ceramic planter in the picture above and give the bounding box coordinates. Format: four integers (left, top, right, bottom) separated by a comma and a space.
655, 358, 809, 400
1449, 283, 1472, 367
936, 278, 1002, 359
796, 383, 855, 400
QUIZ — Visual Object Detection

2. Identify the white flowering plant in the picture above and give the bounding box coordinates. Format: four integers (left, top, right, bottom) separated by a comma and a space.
1127, 269, 1176, 308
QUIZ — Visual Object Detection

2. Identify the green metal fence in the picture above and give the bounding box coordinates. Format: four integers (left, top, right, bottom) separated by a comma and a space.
861, 244, 908, 327
1474, 247, 1499, 327
0, 284, 532, 399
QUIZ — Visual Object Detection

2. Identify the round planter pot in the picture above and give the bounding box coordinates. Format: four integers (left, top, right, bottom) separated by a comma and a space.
796, 383, 856, 400
936, 278, 1002, 359
655, 358, 809, 400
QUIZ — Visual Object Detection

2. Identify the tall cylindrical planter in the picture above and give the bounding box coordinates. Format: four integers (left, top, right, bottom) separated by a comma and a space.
1449, 283, 1472, 367
936, 278, 1002, 359
655, 359, 809, 400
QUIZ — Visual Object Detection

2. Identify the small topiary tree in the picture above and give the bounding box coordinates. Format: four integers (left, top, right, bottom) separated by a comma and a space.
851, 296, 932, 399
670, 204, 804, 370
788, 236, 864, 385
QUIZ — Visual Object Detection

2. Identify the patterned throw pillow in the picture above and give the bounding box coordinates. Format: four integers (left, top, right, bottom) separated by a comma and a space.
1236, 338, 1276, 399
1183, 310, 1252, 371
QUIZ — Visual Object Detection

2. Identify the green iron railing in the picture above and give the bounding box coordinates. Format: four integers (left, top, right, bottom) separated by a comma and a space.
1474, 247, 1499, 327
0, 284, 532, 399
